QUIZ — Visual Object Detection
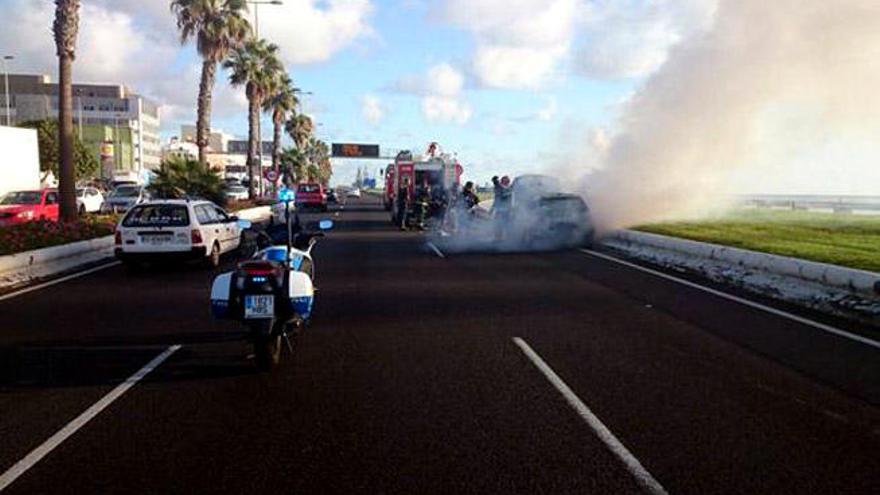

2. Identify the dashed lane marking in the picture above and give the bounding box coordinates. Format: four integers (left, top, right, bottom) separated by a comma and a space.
513, 337, 669, 495
0, 344, 182, 491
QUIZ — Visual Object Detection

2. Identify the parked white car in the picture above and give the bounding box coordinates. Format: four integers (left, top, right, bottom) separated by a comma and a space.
76, 187, 104, 214
225, 185, 249, 202
114, 200, 249, 268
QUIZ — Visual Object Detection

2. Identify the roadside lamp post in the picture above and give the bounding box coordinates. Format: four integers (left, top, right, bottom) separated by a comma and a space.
246, 0, 282, 197
247, 0, 283, 39
2, 55, 14, 126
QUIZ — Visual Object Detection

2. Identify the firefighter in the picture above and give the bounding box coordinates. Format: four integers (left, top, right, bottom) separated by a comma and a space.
461, 181, 480, 209
413, 179, 432, 230
493, 175, 512, 241
397, 178, 410, 230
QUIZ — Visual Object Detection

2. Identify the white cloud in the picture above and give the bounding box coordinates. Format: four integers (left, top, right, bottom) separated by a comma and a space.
536, 96, 558, 121
425, 63, 465, 96
422, 96, 472, 125
0, 0, 369, 136
391, 63, 473, 125
361, 94, 384, 125
259, 0, 374, 65
443, 0, 580, 89
576, 0, 718, 79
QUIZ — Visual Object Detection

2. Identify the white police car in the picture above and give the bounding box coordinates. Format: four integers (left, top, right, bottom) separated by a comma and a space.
115, 199, 250, 268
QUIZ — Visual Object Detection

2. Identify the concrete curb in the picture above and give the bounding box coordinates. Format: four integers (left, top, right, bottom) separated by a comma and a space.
608, 230, 880, 298
601, 229, 880, 322
234, 206, 271, 222
0, 205, 272, 290
0, 236, 115, 289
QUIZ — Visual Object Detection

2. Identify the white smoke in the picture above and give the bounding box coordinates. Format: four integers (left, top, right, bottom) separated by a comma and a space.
582, 0, 880, 231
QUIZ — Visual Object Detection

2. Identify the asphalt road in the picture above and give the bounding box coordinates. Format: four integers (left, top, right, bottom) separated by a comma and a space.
1, 195, 879, 494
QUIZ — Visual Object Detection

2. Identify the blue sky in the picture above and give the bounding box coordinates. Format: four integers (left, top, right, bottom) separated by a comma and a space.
0, 0, 709, 186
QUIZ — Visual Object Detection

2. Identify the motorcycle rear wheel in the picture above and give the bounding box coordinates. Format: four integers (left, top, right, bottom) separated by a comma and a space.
252, 321, 283, 371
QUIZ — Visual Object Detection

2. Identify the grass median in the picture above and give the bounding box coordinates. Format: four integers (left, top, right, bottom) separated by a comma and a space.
635, 209, 880, 273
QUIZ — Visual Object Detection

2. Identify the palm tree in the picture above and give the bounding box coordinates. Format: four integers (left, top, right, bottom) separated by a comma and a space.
171, 0, 250, 165
53, 0, 80, 222
308, 137, 332, 185
148, 155, 228, 205
285, 113, 313, 152
224, 38, 283, 198
262, 74, 298, 193
279, 146, 307, 184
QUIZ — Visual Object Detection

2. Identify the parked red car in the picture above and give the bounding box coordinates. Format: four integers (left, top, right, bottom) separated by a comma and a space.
0, 189, 60, 227
295, 183, 327, 212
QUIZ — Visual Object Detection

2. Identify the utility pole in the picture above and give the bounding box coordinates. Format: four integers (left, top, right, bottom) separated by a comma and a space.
2, 56, 14, 126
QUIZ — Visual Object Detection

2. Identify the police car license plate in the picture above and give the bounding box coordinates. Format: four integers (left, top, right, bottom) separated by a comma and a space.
244, 295, 274, 319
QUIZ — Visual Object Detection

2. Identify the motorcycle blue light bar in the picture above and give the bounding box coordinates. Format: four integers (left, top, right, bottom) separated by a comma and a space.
278, 187, 296, 202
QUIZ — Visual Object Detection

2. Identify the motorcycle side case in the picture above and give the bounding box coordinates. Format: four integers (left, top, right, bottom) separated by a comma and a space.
210, 270, 314, 322
210, 272, 235, 319
288, 271, 314, 320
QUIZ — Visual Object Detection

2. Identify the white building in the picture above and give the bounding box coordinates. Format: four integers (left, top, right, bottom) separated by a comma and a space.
0, 74, 162, 173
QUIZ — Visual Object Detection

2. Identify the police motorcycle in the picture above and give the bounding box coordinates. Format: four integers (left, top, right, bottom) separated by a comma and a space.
210, 187, 333, 370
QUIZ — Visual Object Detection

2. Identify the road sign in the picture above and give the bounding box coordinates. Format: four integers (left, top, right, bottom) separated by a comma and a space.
332, 143, 380, 158
264, 169, 279, 182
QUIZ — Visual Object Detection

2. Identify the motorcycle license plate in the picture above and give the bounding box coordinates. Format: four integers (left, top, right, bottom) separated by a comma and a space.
244, 295, 274, 319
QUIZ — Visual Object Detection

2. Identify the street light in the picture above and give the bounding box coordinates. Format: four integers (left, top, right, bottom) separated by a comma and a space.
247, 0, 283, 38
246, 0, 282, 197
2, 55, 14, 126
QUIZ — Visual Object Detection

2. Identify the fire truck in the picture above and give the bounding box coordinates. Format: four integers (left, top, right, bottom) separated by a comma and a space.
384, 143, 463, 226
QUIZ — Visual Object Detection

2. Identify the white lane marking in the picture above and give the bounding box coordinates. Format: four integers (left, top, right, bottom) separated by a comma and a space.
580, 249, 880, 351
512, 337, 669, 495
0, 344, 182, 491
426, 242, 446, 259
0, 261, 121, 303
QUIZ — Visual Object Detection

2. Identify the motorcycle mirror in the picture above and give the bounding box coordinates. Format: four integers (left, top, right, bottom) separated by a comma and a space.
318, 219, 334, 230
237, 219, 253, 230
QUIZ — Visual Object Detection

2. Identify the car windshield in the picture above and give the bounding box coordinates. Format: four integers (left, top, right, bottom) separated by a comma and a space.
298, 184, 320, 193
112, 186, 140, 198
1, 191, 42, 205
122, 204, 189, 227
540, 197, 587, 218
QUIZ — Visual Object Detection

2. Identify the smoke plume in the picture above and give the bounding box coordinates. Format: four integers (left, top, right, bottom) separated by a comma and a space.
583, 0, 880, 231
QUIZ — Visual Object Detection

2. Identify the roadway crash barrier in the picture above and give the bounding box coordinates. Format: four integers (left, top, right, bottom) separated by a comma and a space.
0, 235, 115, 289
602, 230, 880, 323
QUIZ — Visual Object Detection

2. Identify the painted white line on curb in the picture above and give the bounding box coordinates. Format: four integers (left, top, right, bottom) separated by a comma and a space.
426, 242, 446, 259
512, 337, 669, 495
581, 249, 880, 351
0, 261, 121, 303
0, 344, 182, 491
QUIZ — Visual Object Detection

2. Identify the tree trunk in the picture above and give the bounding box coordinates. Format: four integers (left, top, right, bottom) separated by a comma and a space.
246, 84, 259, 199
57, 54, 77, 222
196, 60, 216, 166
272, 111, 282, 194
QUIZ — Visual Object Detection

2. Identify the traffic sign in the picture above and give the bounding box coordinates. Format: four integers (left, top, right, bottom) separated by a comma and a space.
264, 169, 279, 182
332, 143, 380, 158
